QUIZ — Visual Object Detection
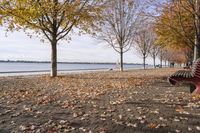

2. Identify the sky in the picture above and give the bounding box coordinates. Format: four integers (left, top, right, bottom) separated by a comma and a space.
0, 28, 158, 64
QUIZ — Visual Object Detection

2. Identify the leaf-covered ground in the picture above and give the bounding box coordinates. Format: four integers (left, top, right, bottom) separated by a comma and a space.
0, 68, 200, 133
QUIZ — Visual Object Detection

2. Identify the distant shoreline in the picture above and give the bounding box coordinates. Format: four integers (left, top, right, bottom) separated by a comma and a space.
0, 60, 147, 65
0, 61, 150, 76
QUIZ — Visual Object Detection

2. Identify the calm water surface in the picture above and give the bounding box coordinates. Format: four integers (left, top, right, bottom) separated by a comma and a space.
0, 62, 150, 76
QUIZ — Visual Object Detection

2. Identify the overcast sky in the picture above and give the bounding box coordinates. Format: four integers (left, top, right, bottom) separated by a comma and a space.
0, 28, 158, 64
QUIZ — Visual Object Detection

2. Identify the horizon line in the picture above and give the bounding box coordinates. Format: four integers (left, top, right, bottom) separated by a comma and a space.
0, 60, 148, 65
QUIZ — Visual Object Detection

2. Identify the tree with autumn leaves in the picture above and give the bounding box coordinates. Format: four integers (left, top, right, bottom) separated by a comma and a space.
0, 0, 102, 77
0, 0, 152, 74
155, 0, 200, 64
159, 47, 191, 66
0, 0, 197, 76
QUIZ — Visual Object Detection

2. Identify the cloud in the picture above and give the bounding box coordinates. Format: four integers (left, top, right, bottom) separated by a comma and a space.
0, 29, 157, 64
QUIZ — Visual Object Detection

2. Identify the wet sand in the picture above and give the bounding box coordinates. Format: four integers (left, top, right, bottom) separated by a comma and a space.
0, 68, 200, 133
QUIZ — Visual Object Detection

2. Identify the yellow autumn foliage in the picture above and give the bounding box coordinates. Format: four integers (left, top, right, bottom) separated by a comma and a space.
155, 0, 195, 50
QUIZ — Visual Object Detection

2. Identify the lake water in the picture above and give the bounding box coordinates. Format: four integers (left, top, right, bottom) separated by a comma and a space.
0, 62, 150, 76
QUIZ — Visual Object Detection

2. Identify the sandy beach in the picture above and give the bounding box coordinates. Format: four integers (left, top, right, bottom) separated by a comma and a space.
0, 68, 200, 133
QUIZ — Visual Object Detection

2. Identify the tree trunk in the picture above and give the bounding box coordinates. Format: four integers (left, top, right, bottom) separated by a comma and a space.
194, 0, 200, 61
160, 56, 162, 68
194, 33, 200, 61
153, 55, 156, 68
197, 33, 200, 59
51, 40, 57, 77
194, 41, 198, 61
168, 61, 170, 67
143, 56, 146, 69
120, 48, 123, 72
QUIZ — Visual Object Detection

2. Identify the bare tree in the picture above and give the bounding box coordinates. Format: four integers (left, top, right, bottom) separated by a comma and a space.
158, 48, 168, 68
96, 0, 146, 71
149, 32, 160, 68
134, 24, 153, 69
158, 49, 163, 68
150, 45, 160, 68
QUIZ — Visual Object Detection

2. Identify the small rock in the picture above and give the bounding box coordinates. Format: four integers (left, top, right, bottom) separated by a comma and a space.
174, 118, 180, 122
127, 123, 137, 127
73, 113, 78, 118
160, 124, 167, 127
30, 125, 36, 130
89, 130, 93, 133
19, 125, 27, 131
60, 120, 67, 124
175, 129, 181, 133
118, 115, 122, 120
79, 127, 87, 132
188, 127, 192, 131
140, 120, 145, 124
159, 117, 164, 121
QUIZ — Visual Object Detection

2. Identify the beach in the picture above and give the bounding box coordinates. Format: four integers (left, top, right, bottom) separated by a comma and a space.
0, 68, 200, 133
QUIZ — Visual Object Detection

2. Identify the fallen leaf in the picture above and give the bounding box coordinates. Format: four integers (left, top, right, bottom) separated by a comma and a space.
148, 123, 157, 129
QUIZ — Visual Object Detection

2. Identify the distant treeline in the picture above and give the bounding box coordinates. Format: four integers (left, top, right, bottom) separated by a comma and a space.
0, 60, 146, 65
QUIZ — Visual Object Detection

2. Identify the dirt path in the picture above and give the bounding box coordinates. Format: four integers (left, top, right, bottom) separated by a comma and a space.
0, 68, 200, 133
